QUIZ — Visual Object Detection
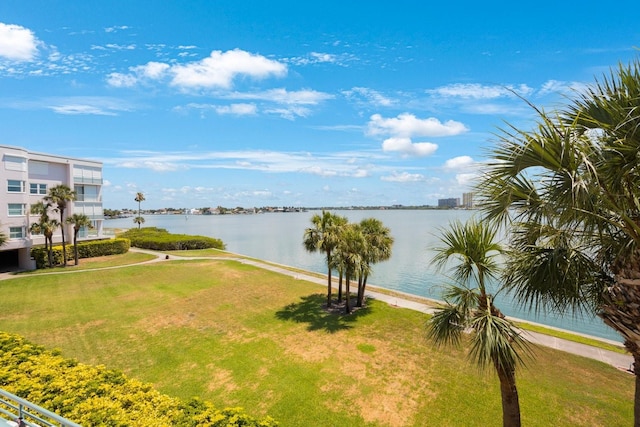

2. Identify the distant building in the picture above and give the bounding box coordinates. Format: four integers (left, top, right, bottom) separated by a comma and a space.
1, 145, 104, 270
438, 198, 459, 208
462, 192, 474, 208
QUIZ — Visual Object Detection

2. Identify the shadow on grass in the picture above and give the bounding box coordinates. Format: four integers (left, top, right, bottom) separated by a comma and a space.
275, 293, 372, 333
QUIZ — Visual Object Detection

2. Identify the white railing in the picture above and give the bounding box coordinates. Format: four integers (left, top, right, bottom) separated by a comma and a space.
0, 389, 81, 427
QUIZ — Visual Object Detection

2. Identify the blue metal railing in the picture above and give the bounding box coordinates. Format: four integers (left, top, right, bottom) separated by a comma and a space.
0, 389, 81, 427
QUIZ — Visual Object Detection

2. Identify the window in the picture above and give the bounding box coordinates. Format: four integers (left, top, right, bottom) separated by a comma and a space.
30, 183, 47, 195
8, 203, 26, 216
4, 155, 26, 171
75, 185, 99, 202
9, 227, 24, 239
7, 180, 26, 192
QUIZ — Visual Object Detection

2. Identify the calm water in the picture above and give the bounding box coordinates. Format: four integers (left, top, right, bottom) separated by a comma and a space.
106, 209, 620, 342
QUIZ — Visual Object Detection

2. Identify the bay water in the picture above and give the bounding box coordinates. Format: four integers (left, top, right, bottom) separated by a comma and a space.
106, 209, 620, 342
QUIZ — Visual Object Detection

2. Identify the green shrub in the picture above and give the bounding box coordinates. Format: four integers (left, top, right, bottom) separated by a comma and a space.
118, 227, 226, 251
0, 332, 278, 427
31, 239, 131, 269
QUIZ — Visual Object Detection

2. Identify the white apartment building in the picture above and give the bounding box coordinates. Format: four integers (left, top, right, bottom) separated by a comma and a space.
1, 145, 104, 271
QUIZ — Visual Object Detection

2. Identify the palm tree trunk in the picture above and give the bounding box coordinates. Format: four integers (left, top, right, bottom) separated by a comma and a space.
326, 265, 332, 307
73, 231, 79, 266
599, 279, 640, 427
632, 345, 640, 427
325, 248, 333, 307
45, 236, 52, 268
357, 275, 368, 307
356, 275, 363, 307
495, 362, 521, 427
345, 276, 351, 314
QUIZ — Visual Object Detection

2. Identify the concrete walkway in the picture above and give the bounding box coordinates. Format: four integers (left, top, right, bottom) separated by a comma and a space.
1, 248, 633, 371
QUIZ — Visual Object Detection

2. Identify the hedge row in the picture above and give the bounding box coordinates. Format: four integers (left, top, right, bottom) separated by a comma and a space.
119, 227, 226, 251
0, 332, 278, 427
31, 238, 131, 269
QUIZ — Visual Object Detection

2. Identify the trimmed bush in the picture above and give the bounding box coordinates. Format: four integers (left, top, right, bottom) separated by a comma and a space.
0, 332, 278, 427
31, 238, 130, 269
118, 227, 226, 251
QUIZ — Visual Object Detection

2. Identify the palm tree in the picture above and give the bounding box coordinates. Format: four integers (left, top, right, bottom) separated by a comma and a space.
477, 59, 640, 425
303, 211, 347, 307
428, 220, 530, 427
133, 216, 146, 228
333, 223, 367, 314
66, 213, 92, 265
30, 201, 59, 268
134, 192, 145, 229
356, 218, 394, 307
44, 184, 76, 266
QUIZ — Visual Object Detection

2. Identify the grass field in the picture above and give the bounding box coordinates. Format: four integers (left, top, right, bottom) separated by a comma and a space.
0, 257, 634, 426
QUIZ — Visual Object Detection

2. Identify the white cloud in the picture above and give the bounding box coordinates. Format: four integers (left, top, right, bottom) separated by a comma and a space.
455, 173, 477, 186
180, 102, 259, 116
381, 137, 438, 157
381, 171, 425, 182
49, 104, 117, 116
343, 87, 394, 107
0, 23, 39, 61
443, 156, 474, 171
104, 25, 130, 33
104, 43, 136, 51
106, 149, 380, 178
428, 83, 533, 99
170, 49, 287, 89
46, 97, 133, 116
264, 106, 311, 120
106, 72, 138, 87
229, 88, 333, 105
367, 113, 468, 138
215, 103, 257, 116
310, 52, 336, 63
538, 79, 588, 96
288, 51, 356, 66
107, 49, 288, 91
134, 61, 170, 79
367, 113, 466, 157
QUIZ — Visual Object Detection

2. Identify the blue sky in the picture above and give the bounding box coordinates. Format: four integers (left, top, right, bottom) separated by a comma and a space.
1, 1, 639, 210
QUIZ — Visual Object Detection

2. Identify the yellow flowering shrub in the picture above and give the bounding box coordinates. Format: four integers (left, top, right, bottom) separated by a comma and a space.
0, 332, 278, 426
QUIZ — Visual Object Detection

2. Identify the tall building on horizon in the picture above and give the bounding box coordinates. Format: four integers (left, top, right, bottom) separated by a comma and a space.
1, 145, 104, 270
462, 192, 474, 208
437, 198, 459, 208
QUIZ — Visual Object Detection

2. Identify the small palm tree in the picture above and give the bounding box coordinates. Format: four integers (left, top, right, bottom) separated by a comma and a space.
428, 220, 530, 427
30, 201, 59, 268
66, 213, 92, 265
133, 216, 145, 228
44, 184, 76, 266
333, 223, 367, 314
303, 211, 348, 307
356, 218, 394, 307
134, 192, 145, 229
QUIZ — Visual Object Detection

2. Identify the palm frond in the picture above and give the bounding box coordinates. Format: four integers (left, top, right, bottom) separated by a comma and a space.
468, 311, 532, 372
427, 305, 467, 348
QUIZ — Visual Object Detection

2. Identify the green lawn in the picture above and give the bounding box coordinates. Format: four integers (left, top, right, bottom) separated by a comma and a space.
0, 258, 634, 426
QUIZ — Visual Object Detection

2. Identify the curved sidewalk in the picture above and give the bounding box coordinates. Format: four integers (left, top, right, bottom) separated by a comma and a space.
218, 253, 633, 371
